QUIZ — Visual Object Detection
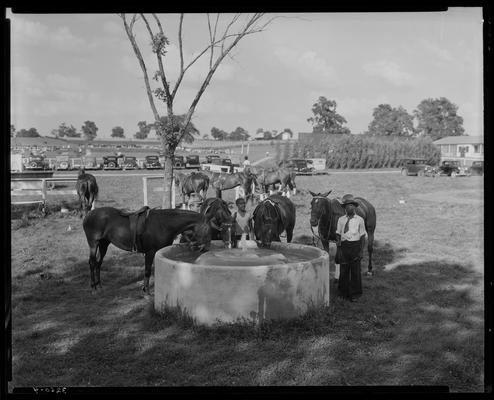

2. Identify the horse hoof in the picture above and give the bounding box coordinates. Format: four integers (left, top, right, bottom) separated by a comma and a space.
366, 271, 373, 276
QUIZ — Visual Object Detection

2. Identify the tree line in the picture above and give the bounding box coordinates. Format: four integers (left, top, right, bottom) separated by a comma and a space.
14, 95, 464, 145
308, 96, 465, 140
11, 114, 200, 143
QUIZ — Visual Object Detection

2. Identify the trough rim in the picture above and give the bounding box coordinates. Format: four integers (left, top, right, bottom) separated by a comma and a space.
155, 240, 328, 270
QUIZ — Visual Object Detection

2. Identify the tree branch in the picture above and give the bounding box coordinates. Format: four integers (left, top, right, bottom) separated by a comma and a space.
120, 14, 160, 122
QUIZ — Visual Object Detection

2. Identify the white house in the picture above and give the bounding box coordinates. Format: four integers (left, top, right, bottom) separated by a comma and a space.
433, 135, 483, 166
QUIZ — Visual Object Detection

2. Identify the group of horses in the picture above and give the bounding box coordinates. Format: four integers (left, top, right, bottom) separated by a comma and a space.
75, 166, 376, 295
173, 165, 297, 207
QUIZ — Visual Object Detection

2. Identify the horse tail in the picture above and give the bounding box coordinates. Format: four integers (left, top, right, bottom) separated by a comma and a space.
88, 179, 99, 209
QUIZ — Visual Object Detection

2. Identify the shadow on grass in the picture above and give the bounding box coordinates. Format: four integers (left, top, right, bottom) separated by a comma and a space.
11, 239, 484, 390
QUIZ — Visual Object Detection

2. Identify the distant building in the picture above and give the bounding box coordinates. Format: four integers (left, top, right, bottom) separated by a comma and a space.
433, 135, 483, 166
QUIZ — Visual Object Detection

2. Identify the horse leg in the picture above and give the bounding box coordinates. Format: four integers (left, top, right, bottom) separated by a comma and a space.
78, 194, 85, 218
95, 239, 110, 289
366, 231, 374, 276
143, 250, 156, 294
88, 243, 98, 292
286, 225, 294, 243
216, 188, 222, 199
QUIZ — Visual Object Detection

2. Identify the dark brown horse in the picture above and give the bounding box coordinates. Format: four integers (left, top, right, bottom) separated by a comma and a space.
76, 167, 98, 217
256, 167, 296, 195
174, 171, 209, 206
309, 190, 376, 275
252, 194, 296, 248
203, 170, 256, 201
82, 207, 211, 294
199, 197, 237, 248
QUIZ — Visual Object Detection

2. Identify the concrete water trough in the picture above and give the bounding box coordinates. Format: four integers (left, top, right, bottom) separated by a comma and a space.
154, 240, 329, 325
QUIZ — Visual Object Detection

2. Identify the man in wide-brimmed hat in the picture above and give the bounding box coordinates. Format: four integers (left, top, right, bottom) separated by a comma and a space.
335, 194, 367, 302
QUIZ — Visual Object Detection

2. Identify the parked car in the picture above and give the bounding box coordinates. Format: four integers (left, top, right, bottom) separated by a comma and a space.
469, 161, 484, 176
434, 160, 470, 177
54, 155, 71, 171
143, 155, 162, 169
205, 154, 221, 164
83, 156, 102, 170
279, 158, 314, 174
70, 158, 84, 171
306, 158, 326, 171
122, 156, 139, 170
24, 155, 51, 170
185, 155, 201, 169
400, 158, 430, 176
174, 155, 186, 169
103, 156, 122, 170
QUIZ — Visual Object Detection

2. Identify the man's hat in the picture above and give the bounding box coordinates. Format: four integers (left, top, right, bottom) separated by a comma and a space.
340, 194, 359, 207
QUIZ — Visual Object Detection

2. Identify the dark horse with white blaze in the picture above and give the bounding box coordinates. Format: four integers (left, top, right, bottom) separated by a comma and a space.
199, 197, 237, 248
174, 171, 209, 205
252, 194, 296, 248
82, 207, 211, 293
76, 167, 98, 217
309, 190, 376, 275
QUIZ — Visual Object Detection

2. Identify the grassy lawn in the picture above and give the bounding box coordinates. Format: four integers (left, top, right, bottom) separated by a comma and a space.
10, 172, 484, 391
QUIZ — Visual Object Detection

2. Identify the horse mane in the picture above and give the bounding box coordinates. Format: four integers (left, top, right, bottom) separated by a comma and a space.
201, 198, 231, 218
253, 199, 278, 221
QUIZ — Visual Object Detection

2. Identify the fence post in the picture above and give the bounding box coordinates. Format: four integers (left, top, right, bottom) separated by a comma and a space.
143, 177, 148, 207
41, 179, 47, 212
171, 177, 175, 209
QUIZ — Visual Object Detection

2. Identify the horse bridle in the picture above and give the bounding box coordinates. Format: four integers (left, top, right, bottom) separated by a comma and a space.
252, 199, 281, 246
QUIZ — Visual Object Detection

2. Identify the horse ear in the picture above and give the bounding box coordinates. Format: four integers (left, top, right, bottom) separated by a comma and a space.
322, 190, 332, 197
309, 191, 317, 197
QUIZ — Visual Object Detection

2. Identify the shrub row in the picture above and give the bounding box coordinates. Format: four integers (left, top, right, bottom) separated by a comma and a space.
277, 135, 441, 169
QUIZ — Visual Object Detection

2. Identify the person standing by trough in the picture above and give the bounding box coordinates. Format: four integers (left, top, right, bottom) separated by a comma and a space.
233, 197, 253, 241
335, 194, 367, 302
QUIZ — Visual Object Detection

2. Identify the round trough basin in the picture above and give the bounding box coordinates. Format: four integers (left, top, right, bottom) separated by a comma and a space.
154, 240, 329, 325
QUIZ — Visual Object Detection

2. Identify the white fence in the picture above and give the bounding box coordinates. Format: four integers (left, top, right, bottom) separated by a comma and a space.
11, 177, 79, 206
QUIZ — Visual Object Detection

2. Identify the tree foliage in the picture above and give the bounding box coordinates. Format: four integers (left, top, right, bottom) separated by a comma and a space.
211, 126, 228, 140
229, 127, 250, 141
307, 96, 350, 135
155, 115, 199, 144
134, 120, 152, 139
111, 126, 125, 138
414, 97, 465, 140
366, 104, 415, 136
52, 122, 81, 138
81, 120, 98, 141
16, 128, 40, 137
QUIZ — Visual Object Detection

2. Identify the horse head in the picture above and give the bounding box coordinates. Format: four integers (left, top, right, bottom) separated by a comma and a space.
309, 190, 332, 227
78, 167, 86, 177
190, 221, 211, 252
201, 199, 236, 247
253, 201, 278, 249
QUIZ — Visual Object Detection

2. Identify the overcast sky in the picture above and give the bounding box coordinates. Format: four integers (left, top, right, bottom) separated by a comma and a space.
8, 8, 483, 140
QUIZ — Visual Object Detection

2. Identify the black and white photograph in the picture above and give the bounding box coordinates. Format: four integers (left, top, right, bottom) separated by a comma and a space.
6, 8, 487, 393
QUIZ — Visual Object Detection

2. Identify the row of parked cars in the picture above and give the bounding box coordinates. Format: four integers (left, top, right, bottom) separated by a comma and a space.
401, 158, 484, 177
22, 153, 211, 171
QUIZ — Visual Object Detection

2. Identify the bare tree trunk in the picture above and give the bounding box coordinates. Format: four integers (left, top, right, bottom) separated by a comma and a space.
162, 154, 174, 209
